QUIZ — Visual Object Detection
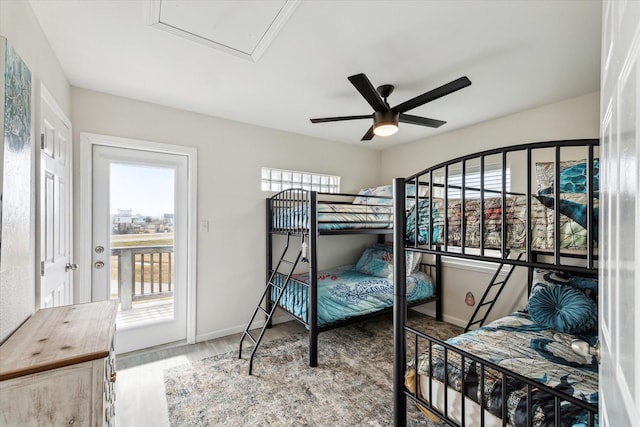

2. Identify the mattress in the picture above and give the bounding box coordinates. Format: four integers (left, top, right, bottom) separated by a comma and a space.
407, 312, 598, 427
273, 264, 434, 326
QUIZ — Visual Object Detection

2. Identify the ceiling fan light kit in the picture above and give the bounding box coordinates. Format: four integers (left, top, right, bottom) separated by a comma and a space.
310, 73, 472, 142
373, 110, 399, 136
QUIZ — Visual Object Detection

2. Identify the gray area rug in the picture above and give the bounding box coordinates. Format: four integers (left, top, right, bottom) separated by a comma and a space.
164, 313, 463, 427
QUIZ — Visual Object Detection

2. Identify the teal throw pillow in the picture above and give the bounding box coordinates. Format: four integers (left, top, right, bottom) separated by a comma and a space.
528, 284, 597, 334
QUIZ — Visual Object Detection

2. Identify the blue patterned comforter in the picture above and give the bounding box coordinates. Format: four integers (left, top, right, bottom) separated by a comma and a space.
411, 312, 598, 427
273, 264, 434, 326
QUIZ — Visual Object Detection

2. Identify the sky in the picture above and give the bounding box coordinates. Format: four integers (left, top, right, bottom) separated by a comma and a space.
110, 163, 174, 217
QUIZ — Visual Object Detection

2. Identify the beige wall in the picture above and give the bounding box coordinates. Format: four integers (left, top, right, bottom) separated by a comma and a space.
70, 87, 381, 341
381, 91, 600, 326
0, 1, 70, 343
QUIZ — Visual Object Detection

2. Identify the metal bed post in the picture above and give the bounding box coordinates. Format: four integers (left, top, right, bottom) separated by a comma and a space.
265, 197, 273, 328
554, 145, 561, 266
435, 254, 443, 321
309, 191, 318, 367
479, 155, 485, 257
461, 160, 467, 254
526, 148, 532, 264
393, 178, 407, 427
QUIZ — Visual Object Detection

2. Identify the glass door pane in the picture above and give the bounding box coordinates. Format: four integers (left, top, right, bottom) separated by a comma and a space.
109, 163, 176, 328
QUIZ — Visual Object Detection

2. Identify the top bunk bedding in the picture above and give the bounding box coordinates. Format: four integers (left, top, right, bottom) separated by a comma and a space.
269, 185, 412, 233
273, 202, 393, 231
400, 140, 599, 266
405, 192, 597, 252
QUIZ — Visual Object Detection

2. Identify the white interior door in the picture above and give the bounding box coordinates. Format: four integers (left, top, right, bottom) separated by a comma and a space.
600, 1, 640, 425
38, 85, 73, 308
92, 144, 189, 354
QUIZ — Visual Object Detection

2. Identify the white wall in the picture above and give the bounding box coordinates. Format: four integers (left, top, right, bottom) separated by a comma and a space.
70, 87, 382, 342
0, 1, 70, 343
381, 92, 600, 326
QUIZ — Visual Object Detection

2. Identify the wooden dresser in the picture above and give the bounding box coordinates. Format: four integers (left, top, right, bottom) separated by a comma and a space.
0, 300, 118, 426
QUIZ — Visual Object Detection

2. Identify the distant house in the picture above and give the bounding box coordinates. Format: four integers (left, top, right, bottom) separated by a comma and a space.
113, 208, 132, 233
163, 214, 174, 227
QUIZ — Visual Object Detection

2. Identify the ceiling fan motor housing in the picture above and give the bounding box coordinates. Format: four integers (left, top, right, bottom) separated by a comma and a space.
374, 110, 399, 126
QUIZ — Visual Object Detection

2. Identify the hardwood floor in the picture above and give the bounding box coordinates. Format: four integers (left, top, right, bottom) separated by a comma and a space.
114, 321, 305, 426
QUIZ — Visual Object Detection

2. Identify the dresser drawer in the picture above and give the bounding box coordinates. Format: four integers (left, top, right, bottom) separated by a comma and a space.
0, 362, 94, 426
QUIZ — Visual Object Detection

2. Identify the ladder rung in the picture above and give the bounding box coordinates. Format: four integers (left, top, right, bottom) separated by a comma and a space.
281, 259, 295, 265
257, 306, 269, 315
468, 319, 483, 326
490, 281, 505, 287
268, 281, 283, 290
479, 301, 494, 307
245, 332, 257, 344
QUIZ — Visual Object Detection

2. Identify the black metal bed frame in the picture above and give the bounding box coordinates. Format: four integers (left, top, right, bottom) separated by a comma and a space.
264, 189, 441, 368
392, 138, 599, 426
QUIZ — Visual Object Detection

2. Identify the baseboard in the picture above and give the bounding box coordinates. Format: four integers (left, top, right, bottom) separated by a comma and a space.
409, 306, 467, 329
197, 309, 466, 343
195, 314, 292, 343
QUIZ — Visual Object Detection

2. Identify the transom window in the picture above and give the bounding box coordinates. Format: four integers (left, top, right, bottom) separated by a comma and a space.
261, 167, 340, 193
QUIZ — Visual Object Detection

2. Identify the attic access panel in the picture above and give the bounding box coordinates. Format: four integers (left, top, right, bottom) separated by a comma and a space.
147, 0, 299, 62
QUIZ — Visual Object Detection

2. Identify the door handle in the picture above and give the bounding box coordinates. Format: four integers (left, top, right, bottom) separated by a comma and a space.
65, 263, 79, 272
94, 261, 105, 269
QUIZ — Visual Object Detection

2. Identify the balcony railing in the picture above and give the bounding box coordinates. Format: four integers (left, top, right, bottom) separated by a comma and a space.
111, 245, 174, 311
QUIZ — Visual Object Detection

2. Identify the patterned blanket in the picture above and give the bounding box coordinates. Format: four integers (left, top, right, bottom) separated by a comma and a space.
406, 195, 597, 251
273, 264, 434, 326
409, 312, 598, 427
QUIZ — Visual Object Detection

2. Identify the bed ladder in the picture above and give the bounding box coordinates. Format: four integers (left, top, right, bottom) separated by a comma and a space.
464, 252, 524, 332
238, 233, 305, 375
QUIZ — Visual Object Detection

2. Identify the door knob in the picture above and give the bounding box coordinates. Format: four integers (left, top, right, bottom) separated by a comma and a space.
94, 261, 105, 269
65, 263, 79, 272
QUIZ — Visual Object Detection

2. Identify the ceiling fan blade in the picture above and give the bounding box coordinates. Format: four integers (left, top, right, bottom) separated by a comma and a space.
361, 126, 375, 141
310, 115, 371, 123
348, 73, 388, 112
393, 76, 472, 113
399, 113, 446, 128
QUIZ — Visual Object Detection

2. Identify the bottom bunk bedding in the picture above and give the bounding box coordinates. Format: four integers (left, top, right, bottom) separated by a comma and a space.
406, 312, 598, 427
273, 264, 434, 327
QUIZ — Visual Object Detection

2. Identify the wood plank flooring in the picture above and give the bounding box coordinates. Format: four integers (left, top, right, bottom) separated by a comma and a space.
114, 321, 305, 426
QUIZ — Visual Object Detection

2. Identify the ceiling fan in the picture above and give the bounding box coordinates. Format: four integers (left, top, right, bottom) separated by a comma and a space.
310, 73, 472, 141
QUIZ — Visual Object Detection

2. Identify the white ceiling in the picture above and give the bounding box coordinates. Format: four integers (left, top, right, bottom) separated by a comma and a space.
29, 0, 603, 150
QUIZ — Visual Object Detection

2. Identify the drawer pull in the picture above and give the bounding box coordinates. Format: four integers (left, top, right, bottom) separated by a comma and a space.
110, 372, 117, 383
68, 417, 76, 425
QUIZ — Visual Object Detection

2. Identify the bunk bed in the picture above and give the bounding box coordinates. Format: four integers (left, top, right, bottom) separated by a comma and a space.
392, 139, 599, 426
239, 187, 440, 374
